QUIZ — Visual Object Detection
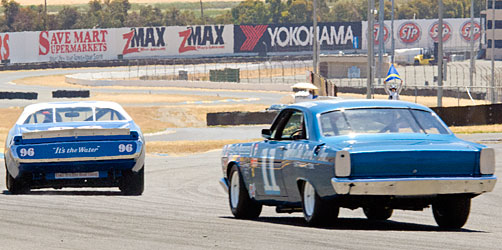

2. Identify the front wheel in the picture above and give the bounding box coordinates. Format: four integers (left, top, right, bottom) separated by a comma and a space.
301, 181, 339, 226
228, 166, 262, 219
363, 206, 393, 220
119, 167, 144, 195
432, 195, 471, 229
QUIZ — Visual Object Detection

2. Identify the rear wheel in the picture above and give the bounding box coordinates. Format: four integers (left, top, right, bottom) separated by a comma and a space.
6, 167, 29, 194
432, 195, 471, 229
301, 181, 339, 226
229, 166, 262, 219
120, 167, 144, 195
363, 206, 393, 220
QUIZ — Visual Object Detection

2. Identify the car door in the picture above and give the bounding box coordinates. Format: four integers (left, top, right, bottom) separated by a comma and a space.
253, 109, 306, 200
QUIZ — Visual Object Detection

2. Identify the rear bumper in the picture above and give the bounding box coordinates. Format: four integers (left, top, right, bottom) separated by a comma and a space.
331, 176, 497, 196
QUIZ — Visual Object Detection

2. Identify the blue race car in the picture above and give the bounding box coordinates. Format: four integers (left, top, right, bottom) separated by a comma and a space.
4, 101, 145, 195
220, 99, 497, 228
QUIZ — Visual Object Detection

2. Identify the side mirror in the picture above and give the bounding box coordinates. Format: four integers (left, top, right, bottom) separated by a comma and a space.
261, 129, 271, 139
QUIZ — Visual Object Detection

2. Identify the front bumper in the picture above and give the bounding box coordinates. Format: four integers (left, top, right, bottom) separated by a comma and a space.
331, 176, 497, 196
219, 177, 229, 193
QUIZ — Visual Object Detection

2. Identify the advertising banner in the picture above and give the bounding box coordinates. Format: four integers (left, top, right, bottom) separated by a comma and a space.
119, 25, 234, 58
36, 28, 119, 62
234, 22, 362, 53
362, 18, 483, 52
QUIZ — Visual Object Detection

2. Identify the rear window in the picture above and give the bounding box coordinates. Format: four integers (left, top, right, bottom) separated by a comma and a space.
320, 108, 449, 136
23, 106, 127, 124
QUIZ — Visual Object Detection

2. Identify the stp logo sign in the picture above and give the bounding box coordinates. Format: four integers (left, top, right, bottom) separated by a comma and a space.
399, 22, 421, 44
373, 23, 389, 45
429, 22, 452, 42
461, 21, 481, 41
0, 34, 9, 60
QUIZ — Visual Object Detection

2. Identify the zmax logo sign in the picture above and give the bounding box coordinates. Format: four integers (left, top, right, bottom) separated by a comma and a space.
178, 25, 225, 53
122, 27, 166, 55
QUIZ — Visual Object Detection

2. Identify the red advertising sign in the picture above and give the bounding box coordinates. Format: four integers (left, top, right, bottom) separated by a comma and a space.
399, 22, 421, 44
429, 22, 452, 42
121, 27, 166, 55
39, 30, 108, 56
460, 21, 481, 41
178, 25, 226, 54
373, 23, 389, 45
0, 34, 10, 60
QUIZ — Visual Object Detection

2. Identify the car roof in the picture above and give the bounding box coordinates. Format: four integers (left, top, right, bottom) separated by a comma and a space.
287, 99, 433, 114
17, 101, 131, 124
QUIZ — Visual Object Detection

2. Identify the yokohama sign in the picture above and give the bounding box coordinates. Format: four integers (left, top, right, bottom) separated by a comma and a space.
234, 22, 362, 53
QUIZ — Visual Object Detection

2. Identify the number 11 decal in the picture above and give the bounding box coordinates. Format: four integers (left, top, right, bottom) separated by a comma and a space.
261, 148, 281, 195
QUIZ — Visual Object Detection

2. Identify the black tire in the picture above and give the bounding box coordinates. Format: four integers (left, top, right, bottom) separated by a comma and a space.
6, 167, 29, 194
414, 60, 420, 65
363, 206, 393, 220
120, 167, 144, 195
432, 195, 471, 229
301, 181, 339, 226
228, 166, 262, 219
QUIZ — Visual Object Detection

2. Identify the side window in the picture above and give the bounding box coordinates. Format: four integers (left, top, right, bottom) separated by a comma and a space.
24, 109, 53, 124
280, 112, 304, 139
95, 108, 126, 121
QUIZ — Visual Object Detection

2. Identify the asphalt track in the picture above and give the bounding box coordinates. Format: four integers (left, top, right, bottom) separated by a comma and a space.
0, 68, 501, 249
0, 135, 500, 249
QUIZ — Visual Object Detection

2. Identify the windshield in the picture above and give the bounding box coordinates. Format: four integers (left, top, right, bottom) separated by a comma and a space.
23, 107, 126, 124
319, 108, 449, 136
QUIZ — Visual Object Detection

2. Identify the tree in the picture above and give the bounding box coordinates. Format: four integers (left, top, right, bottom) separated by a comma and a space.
282, 0, 311, 24
231, 0, 270, 24
2, 0, 20, 31
58, 6, 80, 30
266, 0, 284, 24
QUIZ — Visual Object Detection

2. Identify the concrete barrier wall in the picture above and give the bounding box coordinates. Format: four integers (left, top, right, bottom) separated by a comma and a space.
208, 104, 502, 127
66, 77, 292, 92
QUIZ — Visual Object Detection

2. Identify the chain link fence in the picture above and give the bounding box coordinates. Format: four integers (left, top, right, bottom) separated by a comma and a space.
85, 57, 502, 106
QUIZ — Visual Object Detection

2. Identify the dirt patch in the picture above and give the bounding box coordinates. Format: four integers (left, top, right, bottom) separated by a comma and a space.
126, 104, 268, 133
450, 124, 502, 134
147, 139, 259, 156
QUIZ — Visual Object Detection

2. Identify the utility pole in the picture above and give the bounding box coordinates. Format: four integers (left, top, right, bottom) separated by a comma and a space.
437, 0, 444, 107
391, 0, 395, 64
469, 0, 475, 87
491, 0, 496, 103
44, 0, 47, 30
313, 0, 319, 75
367, 0, 374, 99
378, 0, 384, 86
200, 0, 204, 24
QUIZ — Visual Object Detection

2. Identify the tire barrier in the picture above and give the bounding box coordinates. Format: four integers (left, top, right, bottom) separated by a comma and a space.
208, 104, 502, 127
0, 91, 37, 100
207, 111, 279, 126
52, 90, 90, 98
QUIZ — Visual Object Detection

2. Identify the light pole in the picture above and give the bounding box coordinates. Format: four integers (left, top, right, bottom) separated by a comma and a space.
437, 0, 443, 107
44, 0, 47, 30
367, 0, 375, 99
377, 0, 384, 86
391, 0, 395, 64
491, 0, 496, 103
313, 0, 319, 75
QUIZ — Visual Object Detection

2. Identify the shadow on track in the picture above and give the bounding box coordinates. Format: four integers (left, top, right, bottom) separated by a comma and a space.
221, 216, 485, 233
2, 190, 124, 196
